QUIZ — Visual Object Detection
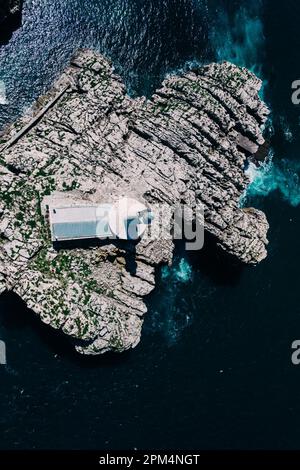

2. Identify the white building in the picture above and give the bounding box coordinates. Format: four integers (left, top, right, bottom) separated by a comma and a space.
49, 204, 112, 242
48, 197, 153, 243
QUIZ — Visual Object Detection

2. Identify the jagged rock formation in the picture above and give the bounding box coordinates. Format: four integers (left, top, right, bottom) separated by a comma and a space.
0, 0, 23, 44
0, 50, 269, 355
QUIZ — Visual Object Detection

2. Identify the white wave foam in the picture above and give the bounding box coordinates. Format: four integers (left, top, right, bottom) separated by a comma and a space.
243, 155, 300, 207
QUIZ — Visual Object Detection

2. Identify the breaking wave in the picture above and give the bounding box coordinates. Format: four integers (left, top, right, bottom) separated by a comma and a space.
245, 158, 300, 207
161, 257, 193, 284
209, 1, 300, 210
210, 1, 264, 77
146, 257, 193, 346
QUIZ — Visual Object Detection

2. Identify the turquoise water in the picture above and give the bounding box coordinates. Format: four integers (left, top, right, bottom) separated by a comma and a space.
211, 0, 264, 76
246, 158, 300, 207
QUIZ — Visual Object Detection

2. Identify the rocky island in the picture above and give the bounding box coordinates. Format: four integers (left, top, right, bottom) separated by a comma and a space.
0, 50, 269, 355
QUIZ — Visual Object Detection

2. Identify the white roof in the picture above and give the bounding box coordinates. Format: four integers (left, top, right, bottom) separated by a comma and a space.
48, 199, 152, 242
49, 204, 112, 241
109, 197, 150, 240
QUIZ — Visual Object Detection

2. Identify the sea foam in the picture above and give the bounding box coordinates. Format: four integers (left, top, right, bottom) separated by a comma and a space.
244, 158, 300, 207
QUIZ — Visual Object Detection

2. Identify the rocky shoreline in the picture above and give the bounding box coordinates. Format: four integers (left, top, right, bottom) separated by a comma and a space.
0, 50, 269, 355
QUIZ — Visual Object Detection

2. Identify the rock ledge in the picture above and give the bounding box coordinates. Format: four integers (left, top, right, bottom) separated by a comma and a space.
0, 50, 269, 354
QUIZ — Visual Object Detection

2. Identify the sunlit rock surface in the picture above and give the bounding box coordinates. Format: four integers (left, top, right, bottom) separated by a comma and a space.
0, 50, 269, 354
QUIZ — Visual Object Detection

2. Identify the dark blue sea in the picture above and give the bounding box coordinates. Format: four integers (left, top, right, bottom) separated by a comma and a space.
0, 0, 300, 450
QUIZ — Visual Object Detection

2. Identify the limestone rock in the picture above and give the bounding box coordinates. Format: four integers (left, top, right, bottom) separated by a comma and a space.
0, 50, 269, 354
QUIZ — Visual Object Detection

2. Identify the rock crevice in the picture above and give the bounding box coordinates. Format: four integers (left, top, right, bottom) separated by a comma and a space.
0, 50, 269, 354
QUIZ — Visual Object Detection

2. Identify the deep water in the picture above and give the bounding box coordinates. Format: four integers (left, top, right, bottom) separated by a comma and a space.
1, 0, 300, 450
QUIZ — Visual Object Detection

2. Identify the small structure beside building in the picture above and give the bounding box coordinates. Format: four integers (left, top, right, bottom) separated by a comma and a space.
108, 198, 153, 241
47, 196, 153, 243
